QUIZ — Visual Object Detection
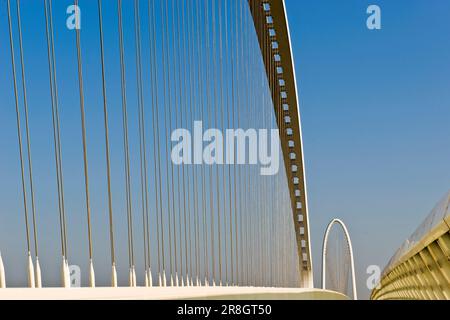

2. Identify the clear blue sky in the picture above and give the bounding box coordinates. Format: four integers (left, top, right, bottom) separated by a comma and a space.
0, 0, 449, 299
285, 0, 450, 298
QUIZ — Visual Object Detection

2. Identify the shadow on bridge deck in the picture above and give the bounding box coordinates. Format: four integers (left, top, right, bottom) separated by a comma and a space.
0, 287, 348, 300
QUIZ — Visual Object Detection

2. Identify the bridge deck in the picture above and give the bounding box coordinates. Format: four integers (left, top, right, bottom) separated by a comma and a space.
0, 287, 348, 300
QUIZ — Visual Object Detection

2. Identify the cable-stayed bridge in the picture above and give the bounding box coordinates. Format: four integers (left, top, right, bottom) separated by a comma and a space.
3, 0, 448, 301
0, 0, 313, 298
0, 0, 354, 299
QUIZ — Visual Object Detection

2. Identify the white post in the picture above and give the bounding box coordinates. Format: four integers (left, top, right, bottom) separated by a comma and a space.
111, 263, 118, 287
35, 257, 42, 288
65, 259, 71, 288
0, 252, 6, 288
27, 252, 35, 288
148, 268, 153, 287
128, 267, 133, 287
61, 256, 69, 288
162, 270, 167, 287
88, 259, 95, 288
132, 266, 136, 287
145, 271, 149, 287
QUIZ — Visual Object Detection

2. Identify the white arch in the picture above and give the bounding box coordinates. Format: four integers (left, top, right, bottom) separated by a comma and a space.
322, 219, 357, 300
250, 0, 314, 288
280, 0, 313, 288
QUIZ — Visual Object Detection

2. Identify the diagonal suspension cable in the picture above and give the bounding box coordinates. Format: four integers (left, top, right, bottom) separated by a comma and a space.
237, 0, 245, 286
148, 0, 164, 286
186, 0, 200, 287
117, 0, 136, 287
164, 0, 175, 286
204, 0, 217, 286
50, 0, 68, 264
7, 0, 34, 288
15, 0, 42, 287
170, 0, 181, 286
133, 0, 151, 287
97, 0, 117, 287
177, 0, 188, 286
180, 0, 192, 286
194, 0, 209, 287
211, 0, 223, 286
43, 0, 69, 288
74, 0, 95, 288
160, 0, 173, 286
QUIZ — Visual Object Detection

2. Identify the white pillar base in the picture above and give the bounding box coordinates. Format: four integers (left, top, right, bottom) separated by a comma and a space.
158, 272, 162, 287
111, 264, 118, 287
89, 259, 95, 288
65, 259, 71, 287
61, 257, 69, 288
162, 270, 167, 287
132, 266, 136, 287
186, 276, 190, 287
128, 267, 133, 287
147, 268, 153, 287
0, 252, 6, 288
35, 257, 42, 288
27, 252, 35, 288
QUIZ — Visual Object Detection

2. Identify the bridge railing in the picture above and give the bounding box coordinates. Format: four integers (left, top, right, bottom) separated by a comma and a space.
371, 191, 450, 300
